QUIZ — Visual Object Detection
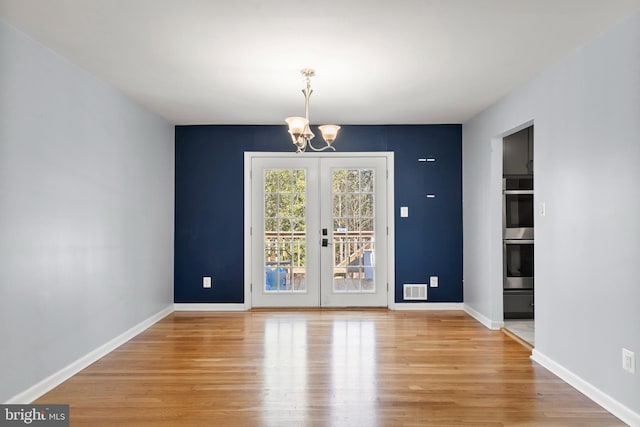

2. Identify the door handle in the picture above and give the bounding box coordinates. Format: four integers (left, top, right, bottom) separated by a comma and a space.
321, 229, 331, 247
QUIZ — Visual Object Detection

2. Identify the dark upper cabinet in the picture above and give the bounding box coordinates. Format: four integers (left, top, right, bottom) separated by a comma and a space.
503, 126, 533, 176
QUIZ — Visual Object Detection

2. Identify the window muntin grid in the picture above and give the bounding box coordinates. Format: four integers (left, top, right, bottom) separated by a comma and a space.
331, 168, 375, 293
264, 169, 307, 293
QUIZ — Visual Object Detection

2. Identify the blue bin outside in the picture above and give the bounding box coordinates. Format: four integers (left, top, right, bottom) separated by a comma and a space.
364, 250, 374, 281
265, 268, 287, 290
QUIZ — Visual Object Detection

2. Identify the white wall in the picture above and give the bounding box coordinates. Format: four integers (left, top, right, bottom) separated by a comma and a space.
0, 20, 175, 402
463, 10, 640, 419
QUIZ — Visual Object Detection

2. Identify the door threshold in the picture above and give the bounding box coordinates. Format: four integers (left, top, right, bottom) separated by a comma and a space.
501, 327, 534, 351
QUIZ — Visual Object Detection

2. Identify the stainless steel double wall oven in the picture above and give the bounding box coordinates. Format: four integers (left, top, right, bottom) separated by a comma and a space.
503, 177, 534, 318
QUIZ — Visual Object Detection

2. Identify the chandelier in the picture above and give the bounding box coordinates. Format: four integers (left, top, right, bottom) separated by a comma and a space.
285, 68, 340, 153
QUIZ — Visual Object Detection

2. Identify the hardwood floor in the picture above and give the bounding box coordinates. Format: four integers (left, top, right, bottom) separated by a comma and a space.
35, 310, 623, 426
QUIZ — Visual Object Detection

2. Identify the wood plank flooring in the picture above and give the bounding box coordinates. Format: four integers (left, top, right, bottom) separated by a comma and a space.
35, 310, 623, 426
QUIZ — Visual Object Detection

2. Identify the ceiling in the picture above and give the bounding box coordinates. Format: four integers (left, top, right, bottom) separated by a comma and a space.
1, 1, 639, 125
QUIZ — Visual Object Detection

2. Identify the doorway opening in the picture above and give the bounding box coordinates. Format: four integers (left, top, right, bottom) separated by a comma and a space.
502, 125, 535, 346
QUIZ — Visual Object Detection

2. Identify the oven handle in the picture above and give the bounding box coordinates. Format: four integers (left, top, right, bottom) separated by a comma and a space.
503, 190, 534, 195
504, 239, 534, 244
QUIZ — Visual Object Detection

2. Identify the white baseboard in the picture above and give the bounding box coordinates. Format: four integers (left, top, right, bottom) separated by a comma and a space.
175, 303, 463, 312
393, 302, 464, 311
531, 349, 640, 427
6, 305, 174, 404
174, 303, 249, 311
463, 304, 504, 330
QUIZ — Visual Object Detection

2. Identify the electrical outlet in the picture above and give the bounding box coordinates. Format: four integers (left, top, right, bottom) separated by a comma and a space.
622, 348, 635, 374
429, 276, 438, 288
203, 277, 212, 289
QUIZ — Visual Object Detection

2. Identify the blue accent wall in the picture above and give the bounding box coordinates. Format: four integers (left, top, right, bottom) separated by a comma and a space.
174, 125, 462, 303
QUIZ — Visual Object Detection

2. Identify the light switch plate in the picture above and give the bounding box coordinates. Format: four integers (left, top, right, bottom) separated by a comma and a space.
203, 277, 212, 288
622, 348, 635, 374
400, 206, 409, 217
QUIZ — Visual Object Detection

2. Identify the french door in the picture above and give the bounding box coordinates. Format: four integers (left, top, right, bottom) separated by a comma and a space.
249, 154, 389, 307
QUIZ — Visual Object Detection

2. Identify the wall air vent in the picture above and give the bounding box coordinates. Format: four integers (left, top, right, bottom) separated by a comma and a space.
403, 284, 427, 300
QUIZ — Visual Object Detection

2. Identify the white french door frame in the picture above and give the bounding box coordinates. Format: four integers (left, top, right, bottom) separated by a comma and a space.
243, 152, 395, 309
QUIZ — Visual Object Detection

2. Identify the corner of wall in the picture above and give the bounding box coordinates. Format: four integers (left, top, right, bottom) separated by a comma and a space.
464, 304, 504, 330
5, 305, 174, 404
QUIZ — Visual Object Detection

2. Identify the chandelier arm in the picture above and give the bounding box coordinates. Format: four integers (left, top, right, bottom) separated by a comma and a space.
294, 136, 307, 152
306, 139, 336, 151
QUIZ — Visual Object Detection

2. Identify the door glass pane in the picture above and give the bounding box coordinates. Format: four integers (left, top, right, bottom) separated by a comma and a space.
264, 169, 307, 293
332, 168, 375, 293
